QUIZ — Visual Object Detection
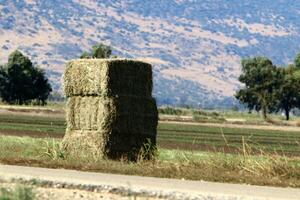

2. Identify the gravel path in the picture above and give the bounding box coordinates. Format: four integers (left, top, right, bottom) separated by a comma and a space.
0, 182, 157, 200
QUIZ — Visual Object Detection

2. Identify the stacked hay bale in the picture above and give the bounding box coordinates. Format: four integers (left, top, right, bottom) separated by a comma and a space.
62, 59, 158, 160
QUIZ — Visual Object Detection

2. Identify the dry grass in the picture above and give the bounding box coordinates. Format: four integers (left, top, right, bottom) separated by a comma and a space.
63, 59, 152, 97
66, 96, 157, 131
1, 136, 300, 188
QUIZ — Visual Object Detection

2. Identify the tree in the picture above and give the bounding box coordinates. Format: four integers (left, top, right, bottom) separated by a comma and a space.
0, 50, 52, 105
80, 43, 112, 59
32, 68, 52, 105
274, 66, 300, 120
0, 65, 8, 100
235, 89, 261, 113
294, 53, 300, 69
235, 57, 278, 119
79, 51, 92, 59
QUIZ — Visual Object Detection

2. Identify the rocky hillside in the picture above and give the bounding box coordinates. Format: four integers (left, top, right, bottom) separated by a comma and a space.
1, 0, 300, 107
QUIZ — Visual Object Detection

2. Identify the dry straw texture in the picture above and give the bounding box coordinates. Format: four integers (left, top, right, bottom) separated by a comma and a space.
62, 59, 158, 160
63, 59, 152, 97
62, 129, 106, 159
63, 128, 157, 160
66, 96, 158, 133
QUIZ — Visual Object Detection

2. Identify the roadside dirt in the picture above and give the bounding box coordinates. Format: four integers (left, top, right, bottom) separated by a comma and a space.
0, 130, 63, 138
161, 120, 300, 132
0, 182, 160, 200
0, 105, 64, 118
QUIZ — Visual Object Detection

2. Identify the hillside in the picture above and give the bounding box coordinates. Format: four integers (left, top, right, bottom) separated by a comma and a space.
1, 0, 300, 107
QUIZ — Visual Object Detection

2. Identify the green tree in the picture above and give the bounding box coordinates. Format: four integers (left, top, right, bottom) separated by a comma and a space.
0, 50, 52, 105
274, 66, 300, 120
235, 57, 278, 119
80, 43, 112, 59
32, 68, 52, 105
0, 65, 8, 101
294, 53, 300, 69
79, 51, 92, 59
235, 89, 261, 113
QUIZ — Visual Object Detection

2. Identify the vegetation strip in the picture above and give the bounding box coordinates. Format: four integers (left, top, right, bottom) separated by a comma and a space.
0, 113, 299, 155
0, 136, 300, 188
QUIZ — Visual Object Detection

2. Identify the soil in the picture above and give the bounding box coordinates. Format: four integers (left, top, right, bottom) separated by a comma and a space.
161, 120, 300, 132
0, 182, 160, 200
0, 130, 63, 138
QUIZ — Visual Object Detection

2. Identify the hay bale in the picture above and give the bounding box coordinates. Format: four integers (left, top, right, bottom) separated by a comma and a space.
62, 59, 158, 160
66, 96, 158, 132
63, 129, 156, 160
62, 129, 107, 159
66, 96, 114, 131
63, 59, 152, 97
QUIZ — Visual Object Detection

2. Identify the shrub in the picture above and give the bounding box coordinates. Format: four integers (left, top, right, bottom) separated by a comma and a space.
158, 107, 184, 115
0, 185, 35, 200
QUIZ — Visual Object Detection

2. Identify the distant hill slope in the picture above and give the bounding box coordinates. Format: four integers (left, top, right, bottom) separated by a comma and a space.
1, 0, 300, 107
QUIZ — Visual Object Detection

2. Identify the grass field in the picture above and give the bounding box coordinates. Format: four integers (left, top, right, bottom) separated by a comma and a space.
0, 112, 299, 155
158, 106, 300, 125
1, 135, 300, 188
1, 106, 300, 187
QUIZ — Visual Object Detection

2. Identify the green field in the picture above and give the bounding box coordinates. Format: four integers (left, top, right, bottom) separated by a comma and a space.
1, 109, 300, 187
1, 135, 300, 188
0, 113, 299, 155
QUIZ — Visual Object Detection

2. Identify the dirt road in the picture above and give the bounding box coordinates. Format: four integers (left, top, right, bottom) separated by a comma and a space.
162, 120, 300, 132
0, 164, 299, 200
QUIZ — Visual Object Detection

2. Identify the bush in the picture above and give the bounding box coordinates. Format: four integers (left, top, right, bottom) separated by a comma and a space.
192, 113, 226, 123
80, 43, 112, 59
0, 185, 35, 200
158, 107, 184, 115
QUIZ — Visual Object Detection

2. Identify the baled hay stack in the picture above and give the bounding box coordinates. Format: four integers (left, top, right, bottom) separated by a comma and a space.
63, 59, 153, 97
62, 59, 158, 160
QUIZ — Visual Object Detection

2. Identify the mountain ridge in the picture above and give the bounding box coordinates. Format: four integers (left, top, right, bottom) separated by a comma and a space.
1, 0, 300, 107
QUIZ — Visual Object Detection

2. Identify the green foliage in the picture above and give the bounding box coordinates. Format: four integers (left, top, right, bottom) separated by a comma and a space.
235, 57, 279, 119
274, 66, 300, 120
158, 107, 184, 115
0, 66, 8, 98
80, 43, 112, 59
0, 185, 35, 200
41, 139, 65, 160
236, 54, 300, 120
158, 107, 221, 117
294, 53, 300, 69
79, 51, 91, 59
192, 113, 225, 122
0, 50, 52, 105
32, 68, 52, 105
